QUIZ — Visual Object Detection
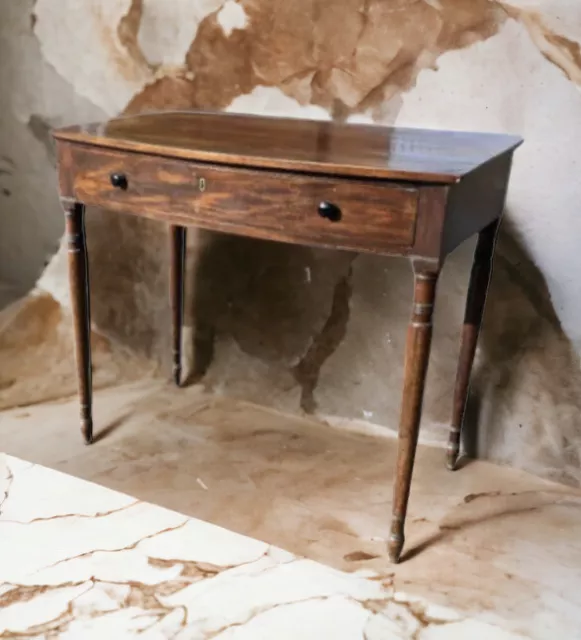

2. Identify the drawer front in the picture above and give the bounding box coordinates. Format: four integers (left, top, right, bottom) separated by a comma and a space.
66, 145, 418, 254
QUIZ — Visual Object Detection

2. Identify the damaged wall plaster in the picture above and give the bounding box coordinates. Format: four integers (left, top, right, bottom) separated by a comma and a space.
1, 0, 581, 486
0, 0, 105, 296
217, 1, 248, 37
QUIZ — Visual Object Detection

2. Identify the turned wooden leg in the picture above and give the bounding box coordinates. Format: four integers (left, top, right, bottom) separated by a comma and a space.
447, 219, 500, 471
63, 199, 93, 444
389, 264, 439, 563
169, 225, 187, 386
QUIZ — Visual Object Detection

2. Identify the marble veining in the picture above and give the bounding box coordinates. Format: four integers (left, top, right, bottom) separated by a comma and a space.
0, 453, 523, 639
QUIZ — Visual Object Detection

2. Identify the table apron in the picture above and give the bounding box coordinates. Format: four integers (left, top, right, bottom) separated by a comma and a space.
60, 144, 419, 256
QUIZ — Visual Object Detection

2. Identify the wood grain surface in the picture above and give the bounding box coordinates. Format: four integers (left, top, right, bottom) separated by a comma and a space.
61, 143, 419, 255
54, 110, 523, 184
62, 199, 93, 445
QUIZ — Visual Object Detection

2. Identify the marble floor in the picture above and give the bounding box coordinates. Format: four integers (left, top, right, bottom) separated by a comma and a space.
2, 380, 581, 638
0, 453, 521, 639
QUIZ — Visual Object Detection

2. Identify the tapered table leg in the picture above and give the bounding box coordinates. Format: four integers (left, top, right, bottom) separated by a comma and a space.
169, 225, 187, 386
447, 219, 500, 470
389, 264, 439, 563
63, 199, 93, 444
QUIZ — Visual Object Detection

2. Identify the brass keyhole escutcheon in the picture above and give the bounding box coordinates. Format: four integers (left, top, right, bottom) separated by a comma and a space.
198, 177, 206, 192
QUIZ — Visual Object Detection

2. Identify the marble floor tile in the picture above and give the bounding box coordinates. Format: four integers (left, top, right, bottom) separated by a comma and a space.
0, 452, 523, 639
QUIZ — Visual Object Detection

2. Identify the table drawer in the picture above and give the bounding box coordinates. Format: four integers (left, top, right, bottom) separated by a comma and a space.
65, 145, 418, 254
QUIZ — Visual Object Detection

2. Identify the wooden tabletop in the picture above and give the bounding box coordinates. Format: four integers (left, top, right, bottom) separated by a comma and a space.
54, 110, 522, 184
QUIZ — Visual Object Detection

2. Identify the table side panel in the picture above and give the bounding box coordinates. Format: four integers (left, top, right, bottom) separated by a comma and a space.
57, 143, 419, 255
442, 152, 514, 256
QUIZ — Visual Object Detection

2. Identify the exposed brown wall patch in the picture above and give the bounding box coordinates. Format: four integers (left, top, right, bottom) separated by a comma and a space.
125, 0, 507, 116
500, 5, 581, 85
91, 0, 152, 84
117, 0, 155, 73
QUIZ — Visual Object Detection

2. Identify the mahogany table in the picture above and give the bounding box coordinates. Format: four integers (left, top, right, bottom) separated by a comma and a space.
53, 111, 522, 563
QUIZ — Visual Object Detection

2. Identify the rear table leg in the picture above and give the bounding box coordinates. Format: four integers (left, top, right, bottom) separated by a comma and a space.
170, 225, 187, 386
447, 219, 500, 471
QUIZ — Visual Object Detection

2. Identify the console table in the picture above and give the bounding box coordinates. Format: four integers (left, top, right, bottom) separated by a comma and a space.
53, 111, 522, 563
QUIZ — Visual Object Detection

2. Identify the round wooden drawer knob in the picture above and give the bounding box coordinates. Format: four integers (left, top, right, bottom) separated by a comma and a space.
318, 201, 342, 222
110, 173, 128, 190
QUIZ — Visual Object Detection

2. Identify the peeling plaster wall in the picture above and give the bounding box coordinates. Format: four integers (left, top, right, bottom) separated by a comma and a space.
0, 0, 104, 296
1, 0, 581, 485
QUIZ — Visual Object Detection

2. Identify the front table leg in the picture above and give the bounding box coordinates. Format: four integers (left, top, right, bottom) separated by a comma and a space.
447, 219, 500, 470
63, 199, 93, 444
169, 225, 187, 386
389, 264, 439, 563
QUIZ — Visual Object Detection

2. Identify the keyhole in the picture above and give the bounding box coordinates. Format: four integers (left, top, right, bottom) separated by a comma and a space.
199, 177, 206, 192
